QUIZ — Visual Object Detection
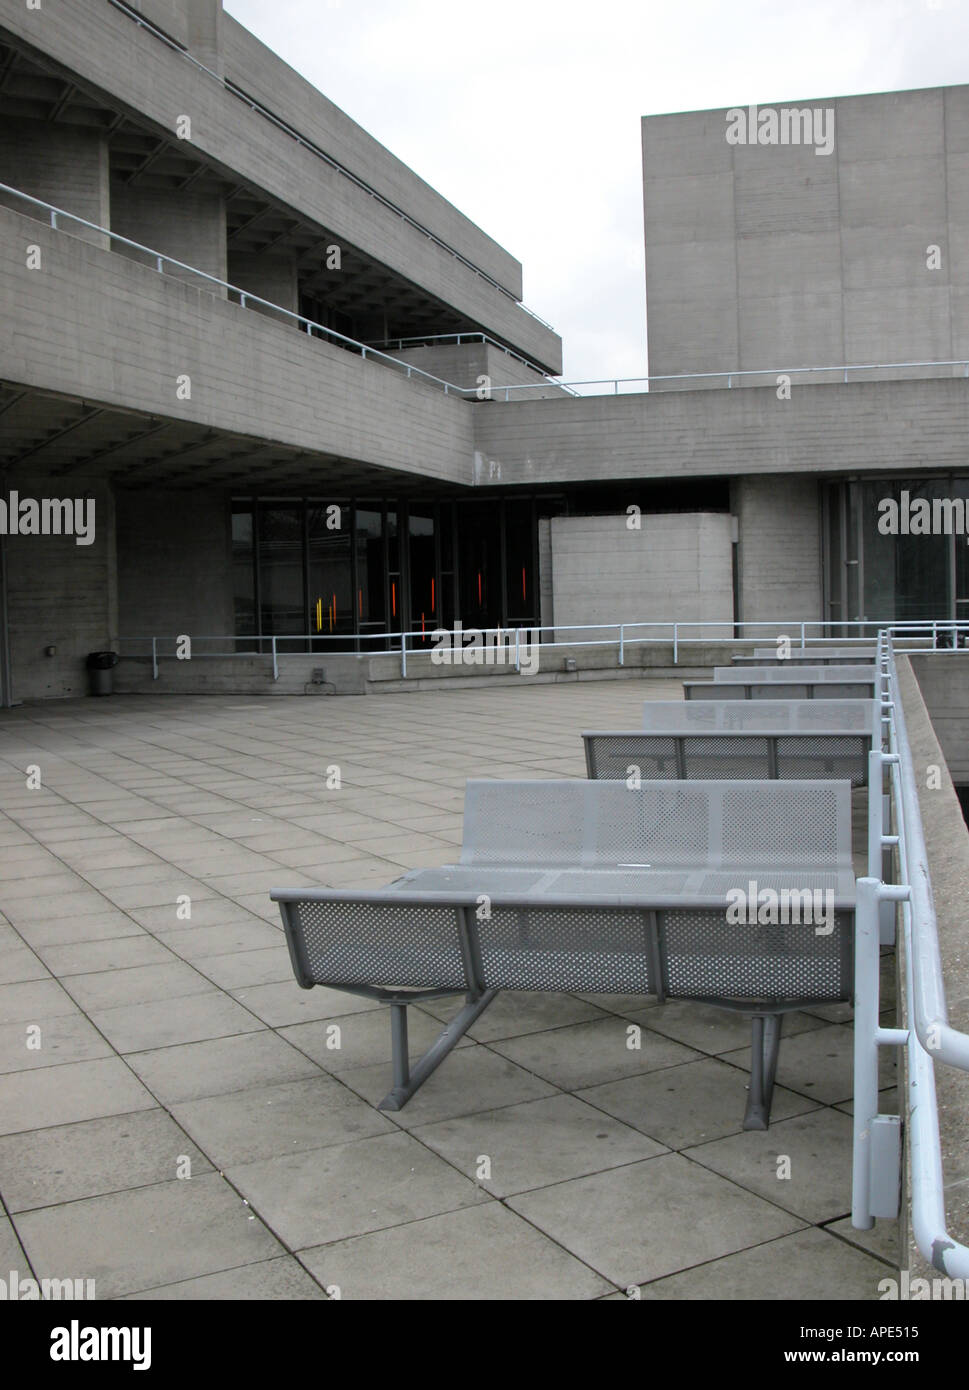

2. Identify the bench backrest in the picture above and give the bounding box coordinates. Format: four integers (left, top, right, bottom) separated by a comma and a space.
749, 647, 876, 662
712, 665, 875, 683
584, 731, 870, 786
459, 777, 851, 872
642, 698, 879, 735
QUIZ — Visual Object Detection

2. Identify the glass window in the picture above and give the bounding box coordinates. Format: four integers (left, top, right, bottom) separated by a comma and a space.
307, 501, 352, 649
258, 504, 304, 638
232, 504, 256, 641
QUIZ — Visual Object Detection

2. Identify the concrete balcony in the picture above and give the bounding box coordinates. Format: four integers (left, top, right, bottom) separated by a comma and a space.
0, 204, 474, 488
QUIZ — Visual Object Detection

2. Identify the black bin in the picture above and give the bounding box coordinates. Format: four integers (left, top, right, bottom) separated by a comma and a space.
87, 650, 119, 696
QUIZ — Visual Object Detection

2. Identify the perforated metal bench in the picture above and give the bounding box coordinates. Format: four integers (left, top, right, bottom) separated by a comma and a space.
685, 665, 876, 700
584, 697, 879, 784
272, 778, 855, 1130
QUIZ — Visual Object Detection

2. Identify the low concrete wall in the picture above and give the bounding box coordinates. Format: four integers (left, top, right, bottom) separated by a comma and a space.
111, 639, 754, 696
898, 656, 969, 1279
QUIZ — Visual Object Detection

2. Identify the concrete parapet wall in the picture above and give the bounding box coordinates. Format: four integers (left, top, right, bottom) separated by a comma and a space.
897, 655, 969, 1278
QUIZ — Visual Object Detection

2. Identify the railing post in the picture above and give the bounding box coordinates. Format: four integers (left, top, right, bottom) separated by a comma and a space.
401, 633, 407, 679
515, 627, 521, 673
151, 637, 158, 681
852, 876, 881, 1230
800, 620, 805, 649
50, 210, 57, 230
619, 624, 624, 667
271, 636, 278, 682
673, 623, 678, 665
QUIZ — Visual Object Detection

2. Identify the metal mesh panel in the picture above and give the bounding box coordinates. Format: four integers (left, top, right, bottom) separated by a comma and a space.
688, 683, 746, 700
722, 783, 843, 866
775, 736, 867, 786
814, 683, 873, 699
586, 734, 679, 779
750, 683, 810, 699
463, 779, 587, 865
477, 905, 655, 992
292, 899, 469, 989
661, 908, 852, 1005
596, 783, 711, 866
682, 736, 770, 779
644, 699, 877, 734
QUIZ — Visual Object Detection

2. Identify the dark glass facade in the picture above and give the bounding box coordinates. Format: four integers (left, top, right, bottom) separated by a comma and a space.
232, 496, 541, 649
822, 477, 969, 631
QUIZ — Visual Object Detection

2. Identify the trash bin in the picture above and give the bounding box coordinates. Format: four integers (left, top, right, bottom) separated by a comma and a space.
87, 650, 119, 696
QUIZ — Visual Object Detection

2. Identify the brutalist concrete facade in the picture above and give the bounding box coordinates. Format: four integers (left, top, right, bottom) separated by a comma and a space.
0, 0, 967, 701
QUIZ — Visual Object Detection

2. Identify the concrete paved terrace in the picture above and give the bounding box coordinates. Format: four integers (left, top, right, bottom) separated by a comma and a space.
0, 682, 898, 1300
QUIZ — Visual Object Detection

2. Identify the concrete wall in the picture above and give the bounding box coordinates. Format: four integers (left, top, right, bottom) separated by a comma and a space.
909, 654, 969, 782
897, 656, 969, 1275
642, 86, 969, 384
0, 119, 109, 248
732, 474, 822, 628
0, 204, 474, 487
227, 251, 298, 315
129, 0, 223, 66
388, 342, 566, 397
116, 489, 233, 640
549, 512, 733, 637
111, 185, 227, 285
0, 0, 561, 372
3, 477, 116, 700
471, 377, 969, 487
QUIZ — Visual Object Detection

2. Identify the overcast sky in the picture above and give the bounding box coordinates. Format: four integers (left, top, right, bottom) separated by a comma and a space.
224, 0, 969, 381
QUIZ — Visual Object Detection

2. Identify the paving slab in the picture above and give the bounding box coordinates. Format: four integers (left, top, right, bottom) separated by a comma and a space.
412, 1093, 666, 1196
507, 1152, 805, 1288
633, 1226, 893, 1300
299, 1201, 611, 1300
170, 1075, 395, 1167
0, 1110, 213, 1212
15, 1172, 285, 1299
578, 1057, 820, 1149
226, 1130, 490, 1249
121, 1256, 328, 1300
124, 1030, 323, 1105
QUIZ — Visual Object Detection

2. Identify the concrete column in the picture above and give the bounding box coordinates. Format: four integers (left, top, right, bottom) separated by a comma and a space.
2, 476, 116, 700
227, 251, 298, 316
732, 474, 822, 629
0, 119, 110, 248
110, 185, 227, 288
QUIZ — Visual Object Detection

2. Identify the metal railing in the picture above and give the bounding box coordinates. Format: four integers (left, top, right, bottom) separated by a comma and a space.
362, 333, 579, 393
104, 0, 557, 333
852, 632, 969, 1276
9, 175, 969, 404
120, 617, 963, 684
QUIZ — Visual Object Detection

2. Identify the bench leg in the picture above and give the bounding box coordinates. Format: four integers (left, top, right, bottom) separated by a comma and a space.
378, 989, 499, 1111
743, 1013, 783, 1130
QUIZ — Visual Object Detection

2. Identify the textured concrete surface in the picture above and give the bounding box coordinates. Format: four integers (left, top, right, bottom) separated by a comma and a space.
897, 656, 969, 1277
0, 680, 897, 1299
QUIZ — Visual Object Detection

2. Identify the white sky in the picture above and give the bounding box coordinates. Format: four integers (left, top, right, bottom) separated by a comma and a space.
224, 0, 969, 381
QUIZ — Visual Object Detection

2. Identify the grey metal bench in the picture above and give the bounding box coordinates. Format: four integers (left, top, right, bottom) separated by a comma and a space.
642, 698, 879, 734
272, 777, 855, 1130
734, 649, 877, 667
749, 647, 876, 662
685, 665, 876, 700
584, 699, 879, 784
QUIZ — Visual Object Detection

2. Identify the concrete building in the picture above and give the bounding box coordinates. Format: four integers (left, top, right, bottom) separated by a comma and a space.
0, 0, 966, 701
